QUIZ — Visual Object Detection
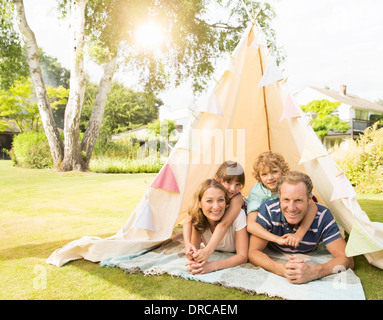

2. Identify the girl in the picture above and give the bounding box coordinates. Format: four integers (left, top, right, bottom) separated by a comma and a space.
184, 179, 248, 275
247, 151, 318, 248
183, 161, 246, 263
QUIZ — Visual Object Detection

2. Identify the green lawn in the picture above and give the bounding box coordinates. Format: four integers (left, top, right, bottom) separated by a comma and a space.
1, 160, 382, 300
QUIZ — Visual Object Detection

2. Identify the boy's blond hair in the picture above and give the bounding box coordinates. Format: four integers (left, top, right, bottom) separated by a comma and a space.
252, 151, 290, 182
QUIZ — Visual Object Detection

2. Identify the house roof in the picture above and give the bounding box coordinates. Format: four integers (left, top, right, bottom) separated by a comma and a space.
309, 86, 383, 113
0, 117, 21, 134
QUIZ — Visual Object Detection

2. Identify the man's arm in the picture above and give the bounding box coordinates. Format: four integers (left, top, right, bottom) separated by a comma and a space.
248, 234, 286, 277
308, 237, 354, 278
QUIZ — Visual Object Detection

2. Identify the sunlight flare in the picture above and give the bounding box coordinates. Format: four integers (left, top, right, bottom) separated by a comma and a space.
134, 21, 164, 49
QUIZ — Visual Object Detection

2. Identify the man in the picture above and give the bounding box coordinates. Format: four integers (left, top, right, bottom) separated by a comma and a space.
248, 171, 354, 284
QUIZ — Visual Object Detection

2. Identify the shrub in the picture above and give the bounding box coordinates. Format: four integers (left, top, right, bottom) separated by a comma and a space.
89, 156, 165, 173
331, 122, 383, 193
93, 138, 141, 159
12, 131, 53, 169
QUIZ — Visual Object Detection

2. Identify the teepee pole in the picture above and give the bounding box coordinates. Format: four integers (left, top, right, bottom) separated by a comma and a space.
242, 0, 266, 21
255, 1, 266, 19
241, 0, 254, 22
258, 47, 271, 150
250, 0, 270, 150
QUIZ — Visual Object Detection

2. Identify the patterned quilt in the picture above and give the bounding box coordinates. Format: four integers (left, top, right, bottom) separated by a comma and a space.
101, 234, 365, 300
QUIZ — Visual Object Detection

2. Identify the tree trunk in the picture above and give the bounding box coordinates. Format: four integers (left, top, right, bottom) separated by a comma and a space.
62, 0, 88, 171
81, 56, 117, 168
12, 0, 64, 168
14, 0, 116, 172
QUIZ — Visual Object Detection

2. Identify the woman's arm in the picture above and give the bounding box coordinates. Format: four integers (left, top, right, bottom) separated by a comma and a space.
186, 228, 248, 274
183, 216, 198, 260
190, 226, 202, 250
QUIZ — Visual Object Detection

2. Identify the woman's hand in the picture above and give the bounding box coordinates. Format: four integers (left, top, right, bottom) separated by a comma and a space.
185, 244, 198, 261
185, 260, 214, 275
191, 247, 212, 264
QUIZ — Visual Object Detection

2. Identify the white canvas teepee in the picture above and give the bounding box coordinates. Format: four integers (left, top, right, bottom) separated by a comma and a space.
47, 22, 383, 270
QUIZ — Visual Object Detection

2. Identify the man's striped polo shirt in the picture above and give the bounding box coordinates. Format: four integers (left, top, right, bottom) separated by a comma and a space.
257, 199, 342, 253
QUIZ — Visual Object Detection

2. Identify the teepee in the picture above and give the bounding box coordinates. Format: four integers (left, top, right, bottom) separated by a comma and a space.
47, 22, 383, 270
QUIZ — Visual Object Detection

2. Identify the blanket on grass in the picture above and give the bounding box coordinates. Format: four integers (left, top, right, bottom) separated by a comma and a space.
100, 234, 365, 300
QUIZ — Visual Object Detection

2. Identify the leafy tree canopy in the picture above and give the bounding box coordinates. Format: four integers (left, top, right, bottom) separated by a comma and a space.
301, 99, 350, 140
0, 77, 39, 132
56, 0, 282, 93
0, 76, 70, 132
39, 49, 71, 89
80, 81, 162, 137
0, 0, 29, 90
147, 119, 178, 139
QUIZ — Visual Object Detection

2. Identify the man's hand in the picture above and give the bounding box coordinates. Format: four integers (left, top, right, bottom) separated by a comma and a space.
283, 256, 314, 284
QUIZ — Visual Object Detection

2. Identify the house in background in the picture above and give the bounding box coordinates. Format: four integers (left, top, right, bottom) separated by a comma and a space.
0, 118, 21, 159
112, 104, 191, 147
294, 84, 383, 150
159, 104, 192, 130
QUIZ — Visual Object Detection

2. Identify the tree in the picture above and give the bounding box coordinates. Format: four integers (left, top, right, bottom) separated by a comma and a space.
46, 84, 70, 129
0, 77, 39, 132
147, 119, 178, 140
13, 0, 65, 168
80, 81, 161, 137
301, 99, 350, 141
12, 0, 279, 171
0, 77, 69, 133
39, 49, 70, 89
0, 0, 29, 90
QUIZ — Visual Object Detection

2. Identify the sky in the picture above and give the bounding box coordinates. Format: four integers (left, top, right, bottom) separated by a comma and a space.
22, 0, 383, 108
270, 0, 383, 102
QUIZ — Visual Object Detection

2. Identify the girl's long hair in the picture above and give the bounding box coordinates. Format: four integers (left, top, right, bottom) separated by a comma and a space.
188, 179, 230, 233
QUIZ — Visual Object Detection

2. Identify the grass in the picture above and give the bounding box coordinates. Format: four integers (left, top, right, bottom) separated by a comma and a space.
1, 160, 382, 300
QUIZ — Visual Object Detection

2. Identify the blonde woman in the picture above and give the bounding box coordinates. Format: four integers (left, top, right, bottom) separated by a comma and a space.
184, 179, 248, 275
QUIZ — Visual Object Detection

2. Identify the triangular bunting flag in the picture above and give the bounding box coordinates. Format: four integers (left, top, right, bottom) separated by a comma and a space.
249, 31, 267, 50
150, 163, 180, 193
132, 201, 156, 231
198, 90, 224, 116
174, 126, 200, 153
345, 221, 383, 257
280, 94, 302, 121
299, 134, 328, 164
221, 53, 235, 77
258, 56, 284, 87
330, 172, 357, 201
